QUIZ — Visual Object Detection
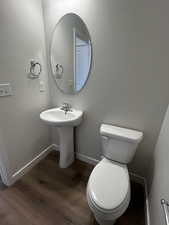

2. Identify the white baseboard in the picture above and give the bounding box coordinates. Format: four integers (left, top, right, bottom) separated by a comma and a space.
76, 152, 99, 166
6, 144, 54, 186
52, 144, 60, 151
129, 172, 150, 225
144, 179, 151, 225
52, 144, 99, 166
130, 172, 145, 186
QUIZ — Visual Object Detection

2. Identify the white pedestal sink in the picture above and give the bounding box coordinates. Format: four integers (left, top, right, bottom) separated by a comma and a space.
40, 107, 83, 168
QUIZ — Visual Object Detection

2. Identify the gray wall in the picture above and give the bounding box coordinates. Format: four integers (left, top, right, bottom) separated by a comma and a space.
0, 0, 50, 184
42, 0, 169, 177
148, 105, 169, 225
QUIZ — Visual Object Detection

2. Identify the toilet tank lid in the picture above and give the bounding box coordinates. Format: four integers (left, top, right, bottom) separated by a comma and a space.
100, 124, 143, 143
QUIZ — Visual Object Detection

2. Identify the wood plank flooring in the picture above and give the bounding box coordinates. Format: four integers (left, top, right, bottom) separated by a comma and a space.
0, 152, 145, 225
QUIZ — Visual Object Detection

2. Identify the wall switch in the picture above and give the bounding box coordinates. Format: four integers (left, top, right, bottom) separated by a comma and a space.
0, 83, 13, 97
39, 80, 45, 92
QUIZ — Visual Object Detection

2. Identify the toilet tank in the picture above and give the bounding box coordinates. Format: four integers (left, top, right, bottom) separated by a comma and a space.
100, 124, 143, 164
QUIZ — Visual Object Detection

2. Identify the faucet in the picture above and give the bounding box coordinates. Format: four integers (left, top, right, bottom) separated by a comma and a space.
60, 103, 72, 114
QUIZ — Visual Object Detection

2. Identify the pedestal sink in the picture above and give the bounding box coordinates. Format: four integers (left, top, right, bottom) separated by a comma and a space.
40, 107, 83, 168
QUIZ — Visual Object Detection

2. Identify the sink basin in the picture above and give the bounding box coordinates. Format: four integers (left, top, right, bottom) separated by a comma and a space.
40, 107, 83, 168
40, 108, 83, 127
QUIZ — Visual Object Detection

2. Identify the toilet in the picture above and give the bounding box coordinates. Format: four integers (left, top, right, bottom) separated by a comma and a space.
87, 124, 143, 225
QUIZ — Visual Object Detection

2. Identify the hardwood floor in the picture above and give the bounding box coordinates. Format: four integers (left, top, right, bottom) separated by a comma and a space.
0, 152, 145, 225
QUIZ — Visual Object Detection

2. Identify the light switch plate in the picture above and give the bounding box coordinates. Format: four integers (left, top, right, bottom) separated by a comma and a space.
39, 80, 45, 92
0, 83, 13, 97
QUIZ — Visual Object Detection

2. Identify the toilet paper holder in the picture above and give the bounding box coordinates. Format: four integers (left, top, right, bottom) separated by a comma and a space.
161, 199, 169, 225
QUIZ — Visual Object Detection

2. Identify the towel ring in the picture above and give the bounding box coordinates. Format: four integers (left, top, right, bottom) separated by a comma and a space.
29, 60, 42, 79
55, 64, 63, 79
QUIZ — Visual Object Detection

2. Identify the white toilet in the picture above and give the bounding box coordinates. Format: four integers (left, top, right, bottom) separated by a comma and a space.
87, 124, 143, 225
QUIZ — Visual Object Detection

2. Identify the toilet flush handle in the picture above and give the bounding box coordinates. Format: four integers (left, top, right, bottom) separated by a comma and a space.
101, 135, 109, 154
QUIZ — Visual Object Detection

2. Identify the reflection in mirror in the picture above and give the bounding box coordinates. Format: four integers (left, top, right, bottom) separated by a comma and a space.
50, 13, 92, 94
74, 30, 91, 92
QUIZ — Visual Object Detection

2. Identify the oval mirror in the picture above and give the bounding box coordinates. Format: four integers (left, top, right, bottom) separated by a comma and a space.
50, 13, 92, 94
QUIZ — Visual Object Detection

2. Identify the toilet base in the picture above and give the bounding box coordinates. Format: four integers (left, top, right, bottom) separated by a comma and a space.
95, 215, 116, 225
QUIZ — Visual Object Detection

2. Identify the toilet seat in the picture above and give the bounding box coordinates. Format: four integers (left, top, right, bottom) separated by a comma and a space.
87, 158, 130, 217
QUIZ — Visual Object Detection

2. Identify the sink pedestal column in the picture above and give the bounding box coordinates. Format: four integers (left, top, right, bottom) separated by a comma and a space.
57, 127, 74, 168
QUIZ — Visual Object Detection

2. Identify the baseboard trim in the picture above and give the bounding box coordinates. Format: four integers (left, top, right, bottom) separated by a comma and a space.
130, 172, 150, 225
75, 152, 99, 166
130, 172, 145, 186
52, 144, 60, 151
8, 144, 54, 186
144, 179, 151, 225
52, 145, 99, 166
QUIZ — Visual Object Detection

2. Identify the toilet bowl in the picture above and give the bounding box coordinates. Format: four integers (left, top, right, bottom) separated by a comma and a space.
86, 124, 143, 225
87, 158, 130, 225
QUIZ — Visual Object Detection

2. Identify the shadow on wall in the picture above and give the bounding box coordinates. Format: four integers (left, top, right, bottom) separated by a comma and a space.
147, 104, 169, 225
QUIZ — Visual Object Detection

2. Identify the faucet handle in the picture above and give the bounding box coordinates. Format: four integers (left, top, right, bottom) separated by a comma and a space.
62, 102, 71, 107
60, 103, 72, 112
